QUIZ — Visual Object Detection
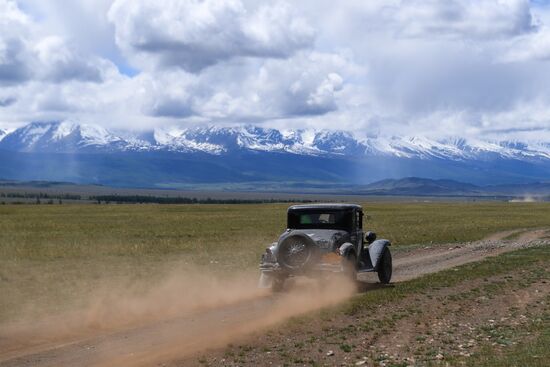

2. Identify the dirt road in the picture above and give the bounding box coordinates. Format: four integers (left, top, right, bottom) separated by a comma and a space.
1, 229, 548, 367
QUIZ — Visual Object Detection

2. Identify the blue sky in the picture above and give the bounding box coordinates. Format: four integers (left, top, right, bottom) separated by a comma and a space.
0, 0, 550, 142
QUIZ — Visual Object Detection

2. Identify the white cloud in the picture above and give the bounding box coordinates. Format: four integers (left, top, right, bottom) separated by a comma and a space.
0, 0, 116, 85
0, 37, 31, 85
135, 51, 353, 120
247, 53, 348, 117
137, 71, 196, 118
0, 0, 33, 85
500, 26, 550, 62
34, 36, 113, 83
108, 0, 315, 72
389, 0, 535, 39
0, 0, 550, 142
0, 0, 133, 129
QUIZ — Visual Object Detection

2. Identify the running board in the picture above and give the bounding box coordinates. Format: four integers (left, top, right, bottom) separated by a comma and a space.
357, 267, 375, 273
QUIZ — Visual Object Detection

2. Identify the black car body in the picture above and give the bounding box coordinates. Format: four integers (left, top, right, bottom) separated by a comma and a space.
259, 204, 392, 290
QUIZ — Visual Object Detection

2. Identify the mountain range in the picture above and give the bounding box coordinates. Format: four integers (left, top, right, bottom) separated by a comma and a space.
1, 121, 549, 160
0, 121, 548, 188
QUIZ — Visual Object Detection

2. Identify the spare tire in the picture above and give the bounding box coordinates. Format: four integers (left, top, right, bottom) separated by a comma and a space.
277, 234, 316, 271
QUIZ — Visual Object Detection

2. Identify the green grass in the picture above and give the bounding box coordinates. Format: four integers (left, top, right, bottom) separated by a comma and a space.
1, 202, 549, 261
344, 246, 550, 314
1, 201, 549, 324
0, 204, 287, 264
216, 246, 550, 367
470, 319, 550, 367
365, 201, 550, 245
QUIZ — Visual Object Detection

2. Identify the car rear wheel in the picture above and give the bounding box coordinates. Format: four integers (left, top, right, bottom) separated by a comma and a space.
342, 253, 358, 282
272, 276, 286, 292
377, 247, 392, 284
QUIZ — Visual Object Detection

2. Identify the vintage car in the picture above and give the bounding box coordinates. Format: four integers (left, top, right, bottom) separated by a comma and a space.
259, 203, 392, 291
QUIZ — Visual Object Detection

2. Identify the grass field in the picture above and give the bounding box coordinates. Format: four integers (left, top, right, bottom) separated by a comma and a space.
1, 201, 550, 324
200, 246, 550, 366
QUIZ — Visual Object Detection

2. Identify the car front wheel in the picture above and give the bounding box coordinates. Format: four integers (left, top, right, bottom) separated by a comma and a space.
377, 247, 392, 284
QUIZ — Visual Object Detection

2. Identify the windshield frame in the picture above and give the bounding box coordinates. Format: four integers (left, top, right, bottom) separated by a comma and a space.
287, 209, 354, 231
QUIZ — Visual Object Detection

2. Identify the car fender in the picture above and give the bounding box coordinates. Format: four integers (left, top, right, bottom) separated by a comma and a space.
267, 242, 278, 257
339, 242, 356, 258
368, 239, 391, 270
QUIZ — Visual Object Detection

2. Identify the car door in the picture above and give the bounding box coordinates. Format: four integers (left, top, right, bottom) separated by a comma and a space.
350, 209, 363, 257
351, 210, 363, 259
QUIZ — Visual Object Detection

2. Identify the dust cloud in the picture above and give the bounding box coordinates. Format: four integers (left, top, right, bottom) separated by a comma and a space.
509, 194, 539, 202
95, 275, 356, 367
0, 265, 356, 367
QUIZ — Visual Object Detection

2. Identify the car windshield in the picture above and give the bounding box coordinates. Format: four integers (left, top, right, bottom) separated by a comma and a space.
288, 209, 352, 230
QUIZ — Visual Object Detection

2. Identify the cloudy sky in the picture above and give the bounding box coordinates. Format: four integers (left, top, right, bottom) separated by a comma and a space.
1, 0, 550, 141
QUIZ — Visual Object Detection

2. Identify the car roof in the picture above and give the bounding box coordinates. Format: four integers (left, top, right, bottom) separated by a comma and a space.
288, 203, 362, 211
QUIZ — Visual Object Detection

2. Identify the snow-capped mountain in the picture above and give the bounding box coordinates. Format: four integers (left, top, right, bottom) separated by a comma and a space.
0, 121, 126, 152
0, 121, 549, 161
360, 136, 550, 161
0, 129, 6, 142
0, 121, 548, 187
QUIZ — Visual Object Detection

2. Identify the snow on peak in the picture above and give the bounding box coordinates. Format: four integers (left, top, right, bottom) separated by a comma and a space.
20, 122, 55, 146
51, 121, 79, 140
78, 124, 123, 146
152, 127, 225, 154
0, 122, 548, 161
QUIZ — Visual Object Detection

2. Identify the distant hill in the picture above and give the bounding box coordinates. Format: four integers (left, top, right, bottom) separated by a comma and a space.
1, 177, 549, 200
358, 177, 481, 195
352, 177, 550, 197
